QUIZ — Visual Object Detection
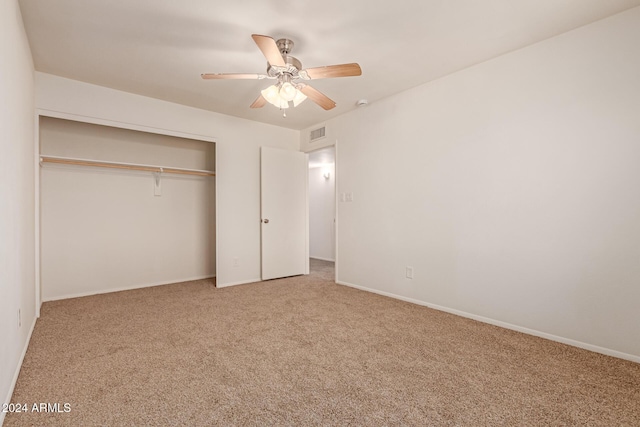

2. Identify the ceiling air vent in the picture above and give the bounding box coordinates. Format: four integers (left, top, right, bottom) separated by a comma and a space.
310, 126, 326, 142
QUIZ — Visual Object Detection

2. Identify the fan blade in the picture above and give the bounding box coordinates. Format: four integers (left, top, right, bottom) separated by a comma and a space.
299, 85, 336, 110
250, 95, 267, 108
201, 73, 264, 80
304, 63, 362, 79
251, 34, 286, 67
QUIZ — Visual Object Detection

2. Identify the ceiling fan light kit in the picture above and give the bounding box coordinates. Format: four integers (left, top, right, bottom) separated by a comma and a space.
260, 83, 307, 109
279, 81, 298, 102
260, 73, 308, 111
201, 34, 362, 116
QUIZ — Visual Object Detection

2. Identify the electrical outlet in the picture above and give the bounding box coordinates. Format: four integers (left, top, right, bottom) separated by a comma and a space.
18, 309, 21, 328
405, 266, 414, 279
233, 257, 240, 267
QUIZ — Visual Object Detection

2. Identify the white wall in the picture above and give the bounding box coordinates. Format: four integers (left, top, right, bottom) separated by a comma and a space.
302, 7, 640, 360
309, 166, 335, 261
39, 118, 216, 300
36, 72, 299, 288
0, 0, 36, 422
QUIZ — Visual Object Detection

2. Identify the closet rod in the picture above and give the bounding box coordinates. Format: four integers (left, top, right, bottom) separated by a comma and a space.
40, 155, 215, 177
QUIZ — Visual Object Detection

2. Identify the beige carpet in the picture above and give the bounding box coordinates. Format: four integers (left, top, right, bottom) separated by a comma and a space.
6, 259, 640, 426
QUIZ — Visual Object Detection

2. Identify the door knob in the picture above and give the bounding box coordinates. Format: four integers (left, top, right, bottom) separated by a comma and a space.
262, 219, 269, 223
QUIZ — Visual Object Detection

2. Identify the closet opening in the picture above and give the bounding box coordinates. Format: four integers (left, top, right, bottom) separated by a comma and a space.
37, 115, 216, 303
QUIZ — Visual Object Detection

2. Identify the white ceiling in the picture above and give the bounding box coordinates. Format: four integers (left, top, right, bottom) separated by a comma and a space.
19, 0, 640, 130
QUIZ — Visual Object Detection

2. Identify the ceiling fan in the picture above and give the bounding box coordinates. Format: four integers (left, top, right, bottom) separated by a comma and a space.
201, 34, 362, 113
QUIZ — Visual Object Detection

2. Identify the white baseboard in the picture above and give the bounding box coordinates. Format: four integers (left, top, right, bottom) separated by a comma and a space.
336, 280, 640, 364
43, 275, 216, 302
1, 316, 37, 426
310, 256, 335, 262
216, 277, 262, 288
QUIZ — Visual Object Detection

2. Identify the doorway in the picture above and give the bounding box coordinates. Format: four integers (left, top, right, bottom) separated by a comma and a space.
308, 146, 336, 268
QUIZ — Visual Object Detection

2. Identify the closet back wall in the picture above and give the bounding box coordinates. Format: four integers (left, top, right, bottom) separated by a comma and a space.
40, 117, 216, 300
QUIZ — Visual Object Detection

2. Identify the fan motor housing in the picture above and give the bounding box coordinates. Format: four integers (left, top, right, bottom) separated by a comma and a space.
267, 55, 302, 78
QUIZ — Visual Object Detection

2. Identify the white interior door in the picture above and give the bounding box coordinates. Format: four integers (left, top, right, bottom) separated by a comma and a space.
261, 147, 309, 280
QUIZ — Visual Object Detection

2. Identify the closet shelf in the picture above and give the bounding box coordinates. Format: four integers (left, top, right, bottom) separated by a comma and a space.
40, 155, 215, 177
